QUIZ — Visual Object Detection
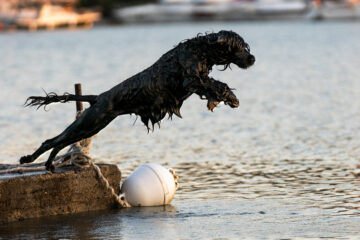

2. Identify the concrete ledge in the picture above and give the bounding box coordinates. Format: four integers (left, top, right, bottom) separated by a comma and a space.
0, 164, 121, 224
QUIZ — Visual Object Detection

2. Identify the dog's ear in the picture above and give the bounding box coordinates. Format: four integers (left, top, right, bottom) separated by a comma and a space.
208, 33, 226, 45
217, 35, 227, 44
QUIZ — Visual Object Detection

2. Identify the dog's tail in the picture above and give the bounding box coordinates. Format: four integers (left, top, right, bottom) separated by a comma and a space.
24, 91, 98, 110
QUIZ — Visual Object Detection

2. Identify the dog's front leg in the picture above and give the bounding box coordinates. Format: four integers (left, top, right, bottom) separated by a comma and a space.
185, 76, 239, 111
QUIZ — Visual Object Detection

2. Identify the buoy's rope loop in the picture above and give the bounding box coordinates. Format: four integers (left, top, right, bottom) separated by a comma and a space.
169, 168, 179, 190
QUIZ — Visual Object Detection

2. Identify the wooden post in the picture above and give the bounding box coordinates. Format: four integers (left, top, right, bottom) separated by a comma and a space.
75, 83, 83, 113
73, 83, 92, 153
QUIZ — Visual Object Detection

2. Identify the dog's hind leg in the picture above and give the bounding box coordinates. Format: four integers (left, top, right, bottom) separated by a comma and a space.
43, 129, 98, 172
22, 141, 74, 172
18, 134, 74, 166
20, 131, 89, 171
20, 100, 119, 168
20, 121, 101, 166
45, 146, 62, 172
19, 138, 58, 165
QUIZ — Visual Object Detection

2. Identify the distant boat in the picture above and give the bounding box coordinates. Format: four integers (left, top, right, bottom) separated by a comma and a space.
307, 1, 360, 20
14, 4, 101, 31
115, 0, 308, 24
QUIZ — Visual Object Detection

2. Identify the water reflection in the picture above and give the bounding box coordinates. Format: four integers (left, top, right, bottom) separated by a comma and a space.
0, 205, 179, 240
1, 210, 113, 239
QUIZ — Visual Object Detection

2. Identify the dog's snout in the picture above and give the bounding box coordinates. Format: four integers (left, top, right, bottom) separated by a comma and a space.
230, 99, 239, 108
248, 55, 255, 65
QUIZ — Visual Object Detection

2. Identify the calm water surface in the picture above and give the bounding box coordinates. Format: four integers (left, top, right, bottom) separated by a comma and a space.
0, 21, 360, 239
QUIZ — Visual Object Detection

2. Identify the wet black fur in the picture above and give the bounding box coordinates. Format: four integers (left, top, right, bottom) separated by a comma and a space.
20, 30, 255, 171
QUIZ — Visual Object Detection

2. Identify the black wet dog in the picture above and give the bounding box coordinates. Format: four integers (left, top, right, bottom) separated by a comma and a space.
20, 30, 255, 171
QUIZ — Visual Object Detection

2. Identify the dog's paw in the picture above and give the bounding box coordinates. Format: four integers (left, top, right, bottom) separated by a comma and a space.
19, 155, 33, 164
45, 162, 56, 173
207, 100, 219, 112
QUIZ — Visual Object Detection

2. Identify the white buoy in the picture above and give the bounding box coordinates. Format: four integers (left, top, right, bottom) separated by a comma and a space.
120, 163, 179, 207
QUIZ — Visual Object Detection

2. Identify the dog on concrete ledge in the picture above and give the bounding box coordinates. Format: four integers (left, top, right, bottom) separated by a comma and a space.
20, 30, 255, 171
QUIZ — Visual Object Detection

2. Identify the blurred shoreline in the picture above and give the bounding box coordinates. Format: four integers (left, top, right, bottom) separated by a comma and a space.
0, 0, 359, 32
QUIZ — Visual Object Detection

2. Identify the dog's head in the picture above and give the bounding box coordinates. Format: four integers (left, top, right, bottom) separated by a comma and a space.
207, 30, 255, 69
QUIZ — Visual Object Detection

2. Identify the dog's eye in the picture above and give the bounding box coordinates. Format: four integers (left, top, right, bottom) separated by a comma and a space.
245, 44, 250, 52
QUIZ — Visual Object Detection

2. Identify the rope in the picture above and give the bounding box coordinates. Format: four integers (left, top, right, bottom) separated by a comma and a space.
169, 168, 179, 190
89, 160, 130, 208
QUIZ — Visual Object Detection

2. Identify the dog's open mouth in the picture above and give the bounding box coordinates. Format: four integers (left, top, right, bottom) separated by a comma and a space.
207, 97, 239, 111
226, 99, 239, 108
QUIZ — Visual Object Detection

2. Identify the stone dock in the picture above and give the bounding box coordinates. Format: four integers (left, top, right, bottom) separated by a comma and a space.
0, 164, 121, 224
